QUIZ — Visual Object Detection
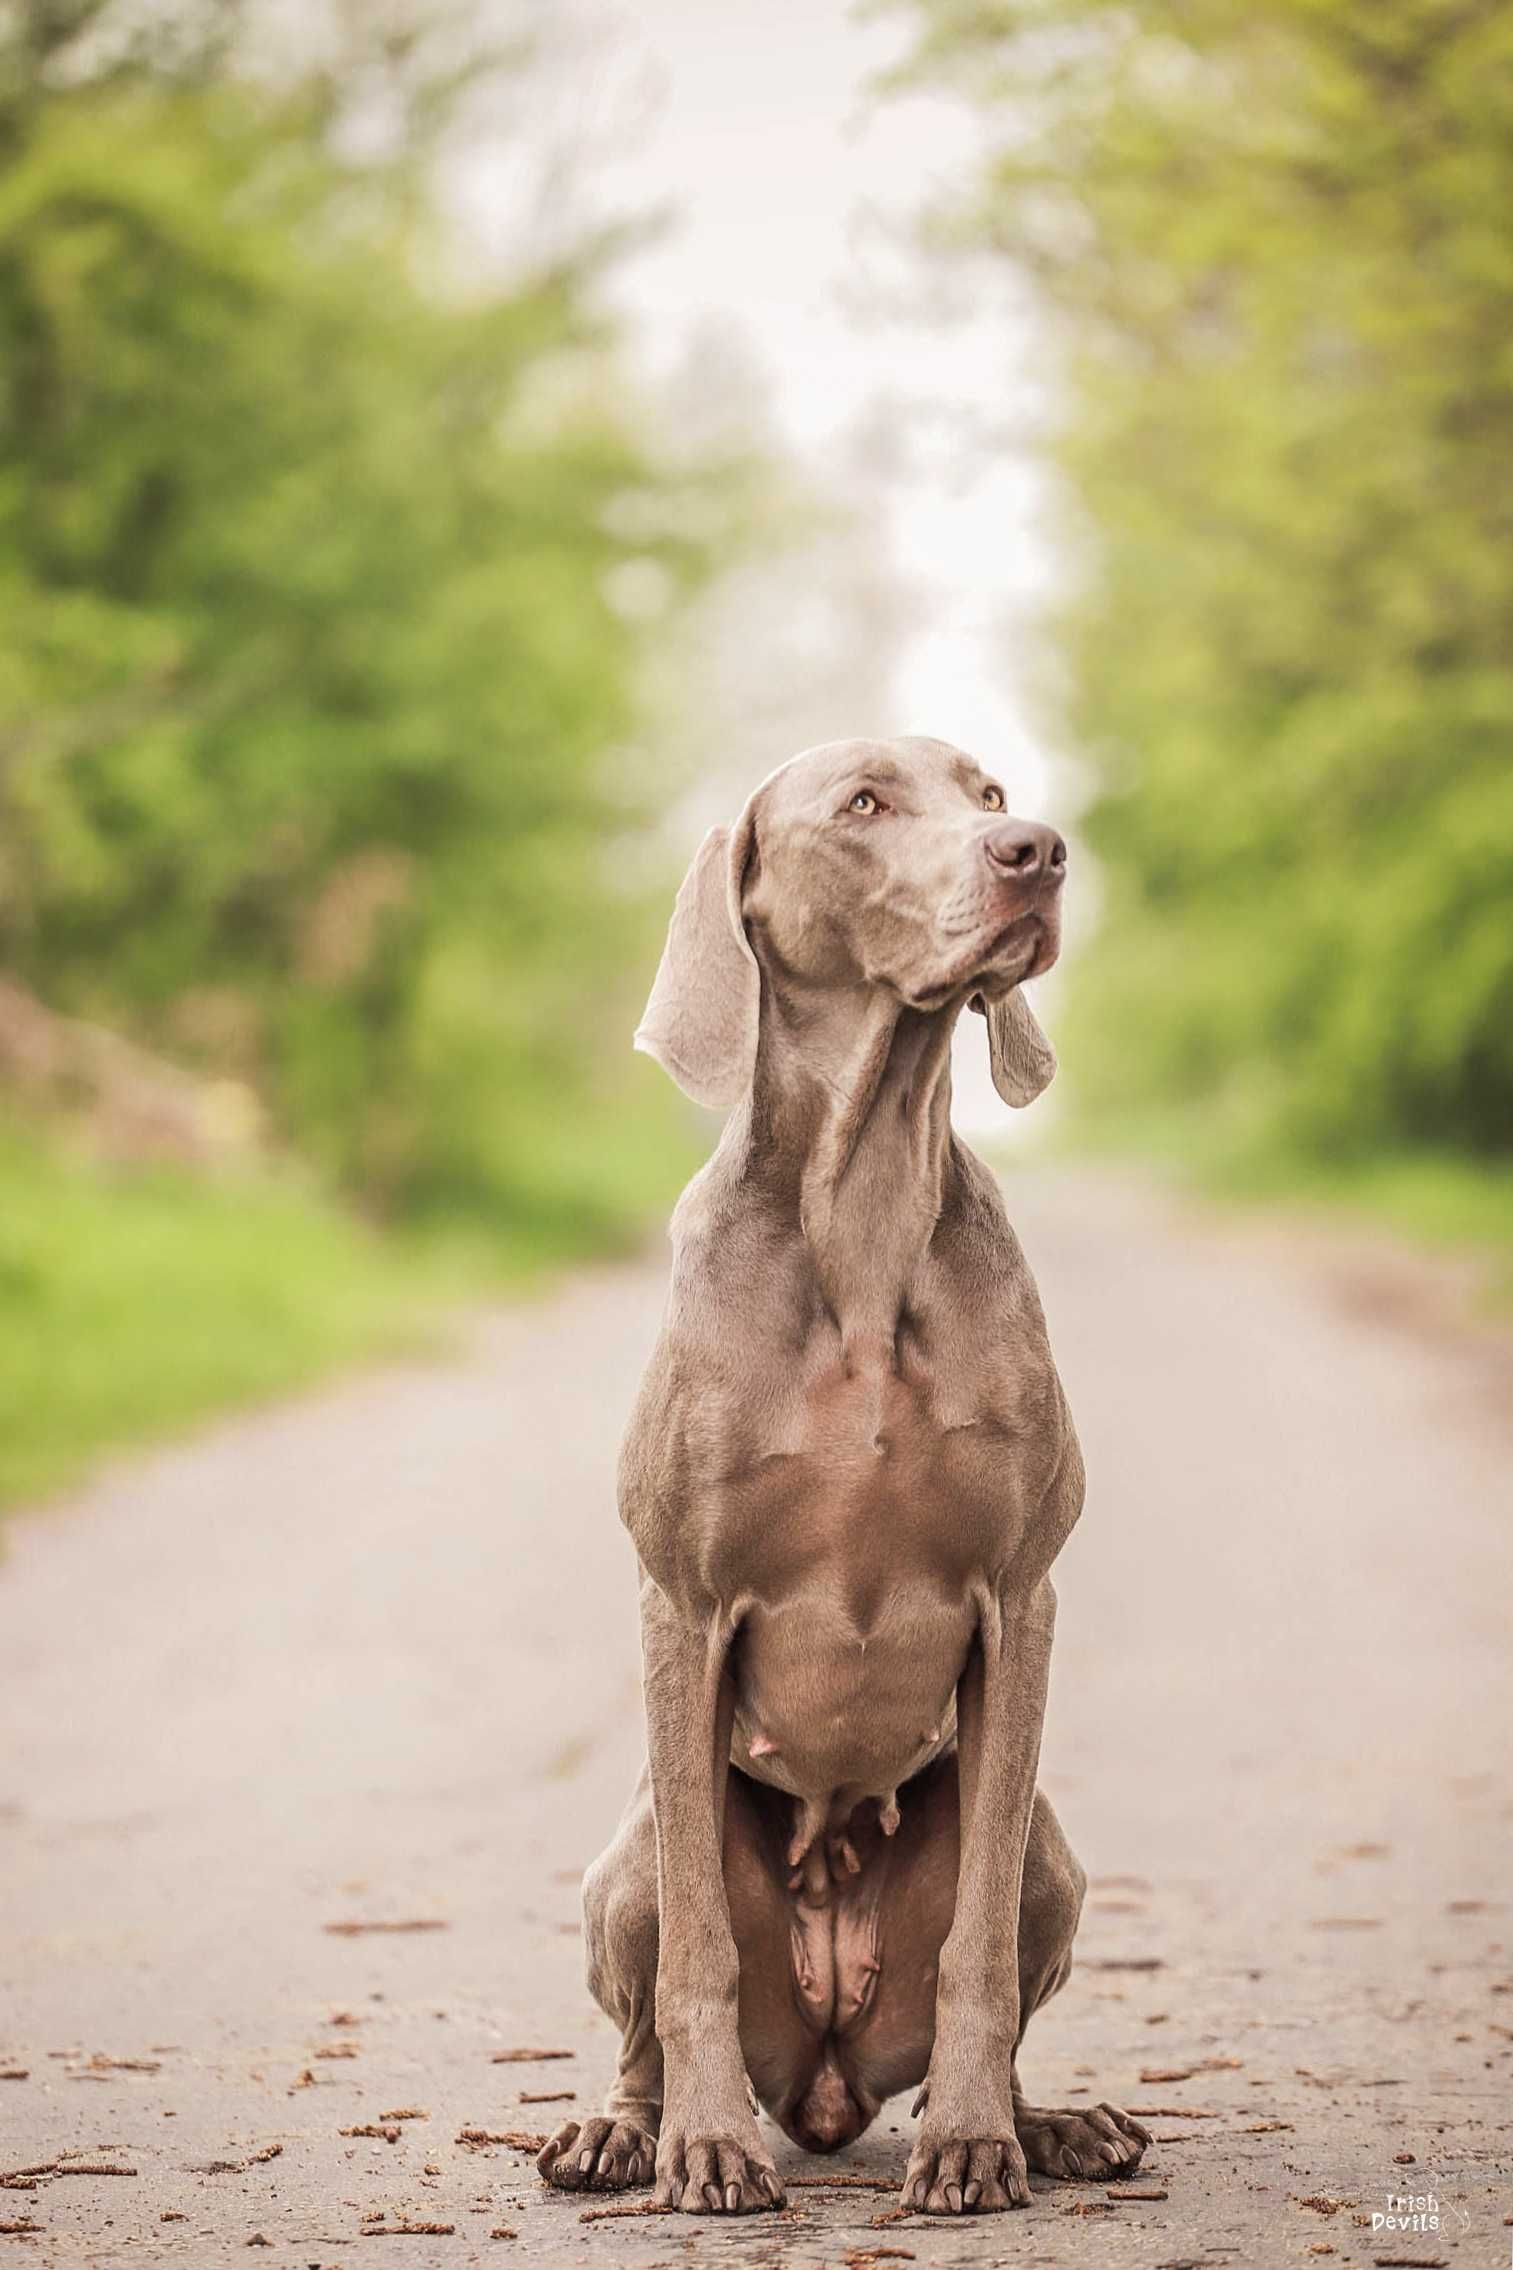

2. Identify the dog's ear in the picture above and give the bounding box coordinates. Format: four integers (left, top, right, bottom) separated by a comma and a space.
979, 984, 1057, 1109
634, 801, 760, 1110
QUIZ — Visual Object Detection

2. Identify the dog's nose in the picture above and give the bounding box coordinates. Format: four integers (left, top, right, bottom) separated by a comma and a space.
983, 821, 1066, 883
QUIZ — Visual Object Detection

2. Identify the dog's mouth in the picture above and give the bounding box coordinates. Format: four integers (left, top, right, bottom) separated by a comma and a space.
979, 908, 1060, 984
909, 909, 1059, 1011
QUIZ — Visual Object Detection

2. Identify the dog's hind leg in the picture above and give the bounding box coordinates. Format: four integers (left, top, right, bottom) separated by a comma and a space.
1010, 1790, 1150, 2181
537, 1766, 662, 2193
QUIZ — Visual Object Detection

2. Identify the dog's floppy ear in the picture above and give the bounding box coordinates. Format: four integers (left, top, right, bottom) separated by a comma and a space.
634, 800, 760, 1110
980, 984, 1057, 1109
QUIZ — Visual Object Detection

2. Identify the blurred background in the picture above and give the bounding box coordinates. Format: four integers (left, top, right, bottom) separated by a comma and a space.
2, 0, 1511, 1510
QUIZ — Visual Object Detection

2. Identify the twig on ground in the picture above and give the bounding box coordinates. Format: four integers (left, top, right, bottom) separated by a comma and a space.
323, 1919, 448, 1936
456, 2129, 546, 2153
787, 2173, 895, 2191
1124, 2104, 1221, 2118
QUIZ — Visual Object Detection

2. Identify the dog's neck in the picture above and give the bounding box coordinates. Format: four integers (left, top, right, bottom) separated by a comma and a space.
743, 969, 959, 1354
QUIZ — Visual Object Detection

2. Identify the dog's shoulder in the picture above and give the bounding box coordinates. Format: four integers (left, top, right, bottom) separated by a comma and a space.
617, 1155, 808, 1570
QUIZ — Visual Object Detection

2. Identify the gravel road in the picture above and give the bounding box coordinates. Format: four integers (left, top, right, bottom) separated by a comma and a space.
2, 1170, 1511, 2267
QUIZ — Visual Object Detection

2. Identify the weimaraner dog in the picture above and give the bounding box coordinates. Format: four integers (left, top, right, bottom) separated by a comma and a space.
537, 735, 1149, 2216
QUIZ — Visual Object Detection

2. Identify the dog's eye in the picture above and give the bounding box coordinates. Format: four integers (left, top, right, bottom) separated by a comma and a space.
848, 789, 880, 815
982, 784, 1005, 811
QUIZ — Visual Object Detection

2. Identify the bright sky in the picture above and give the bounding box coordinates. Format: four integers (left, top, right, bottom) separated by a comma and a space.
591, 0, 1055, 781
511, 0, 1067, 1127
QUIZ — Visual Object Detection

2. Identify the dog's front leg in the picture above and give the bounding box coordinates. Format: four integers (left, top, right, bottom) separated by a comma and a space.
639, 1580, 784, 2215
902, 1578, 1056, 2215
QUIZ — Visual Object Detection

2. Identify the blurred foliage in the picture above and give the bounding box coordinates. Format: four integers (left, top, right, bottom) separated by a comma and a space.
0, 0, 737, 1235
894, 0, 1513, 1162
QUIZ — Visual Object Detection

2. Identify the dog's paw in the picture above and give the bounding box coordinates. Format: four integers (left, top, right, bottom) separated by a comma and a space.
901, 2130, 1031, 2213
653, 2130, 784, 2214
1016, 2101, 1150, 2180
536, 2115, 655, 2192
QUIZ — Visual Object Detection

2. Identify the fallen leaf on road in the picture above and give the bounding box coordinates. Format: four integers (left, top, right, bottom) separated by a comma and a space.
188, 2145, 282, 2175
455, 2129, 545, 2153
1107, 2186, 1169, 2202
0, 2071, 26, 2082
0, 2219, 41, 2236
1124, 2105, 1221, 2119
378, 2109, 427, 2122
490, 2048, 572, 2064
1139, 2060, 1242, 2083
314, 2042, 359, 2060
518, 2090, 573, 2104
1372, 2258, 1445, 2269
1084, 1957, 1164, 1972
1239, 2122, 1293, 2134
341, 2124, 400, 2143
490, 2229, 518, 2242
1297, 2195, 1352, 2216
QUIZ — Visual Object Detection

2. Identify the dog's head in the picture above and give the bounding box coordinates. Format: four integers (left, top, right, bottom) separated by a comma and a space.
635, 735, 1064, 1112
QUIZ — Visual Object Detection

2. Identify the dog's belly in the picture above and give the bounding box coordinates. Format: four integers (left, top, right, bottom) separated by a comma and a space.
730, 1585, 973, 1824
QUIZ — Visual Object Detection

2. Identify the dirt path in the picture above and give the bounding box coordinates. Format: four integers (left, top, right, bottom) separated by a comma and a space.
2, 1170, 1511, 2267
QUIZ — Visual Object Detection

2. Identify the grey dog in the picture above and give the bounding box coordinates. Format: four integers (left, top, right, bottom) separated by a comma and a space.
537, 736, 1149, 2217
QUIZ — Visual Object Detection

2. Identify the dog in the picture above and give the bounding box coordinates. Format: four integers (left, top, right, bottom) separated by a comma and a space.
537, 736, 1149, 2215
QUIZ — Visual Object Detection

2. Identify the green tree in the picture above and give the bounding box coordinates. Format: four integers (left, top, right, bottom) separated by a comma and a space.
0, 0, 732, 1235
893, 0, 1513, 1159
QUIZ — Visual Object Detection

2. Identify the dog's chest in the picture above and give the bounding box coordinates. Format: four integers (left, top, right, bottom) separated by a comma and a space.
715, 1345, 1032, 1805
715, 1334, 1036, 1598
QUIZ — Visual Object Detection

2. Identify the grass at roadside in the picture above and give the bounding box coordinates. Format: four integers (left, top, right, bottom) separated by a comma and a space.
0, 1071, 702, 1518
1055, 1107, 1513, 1309
1201, 1146, 1513, 1305
0, 1131, 486, 1512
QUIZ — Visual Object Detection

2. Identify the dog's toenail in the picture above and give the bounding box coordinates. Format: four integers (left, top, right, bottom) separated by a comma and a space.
702, 2182, 723, 2211
724, 2182, 741, 2210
